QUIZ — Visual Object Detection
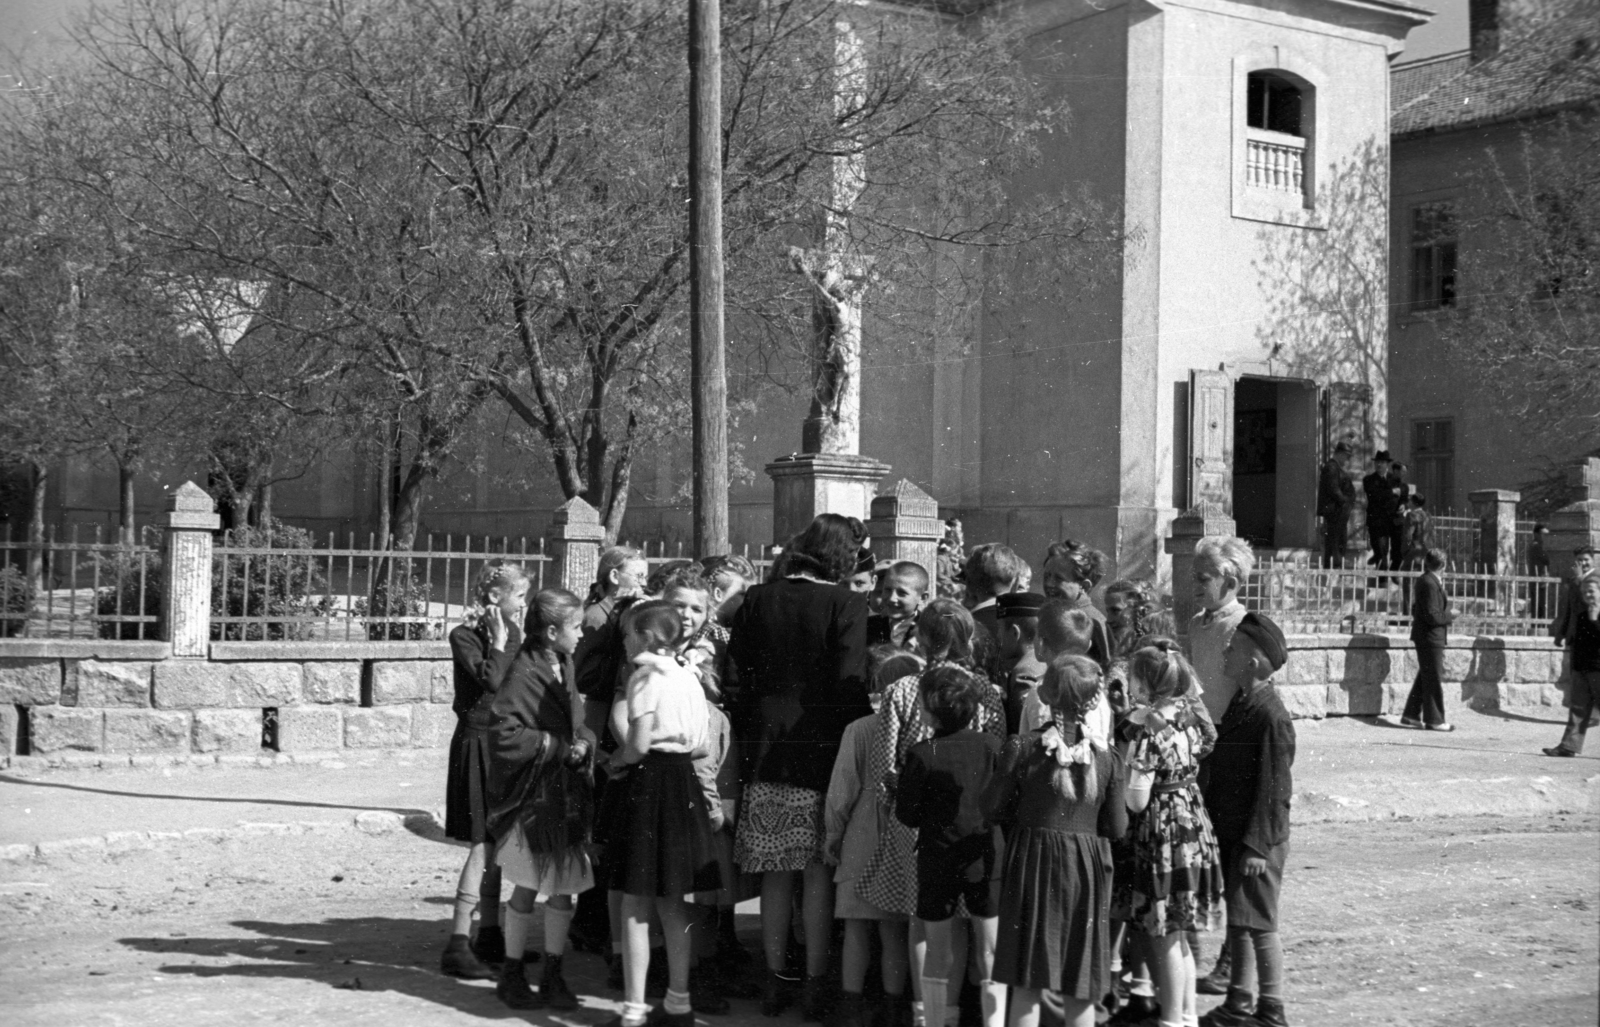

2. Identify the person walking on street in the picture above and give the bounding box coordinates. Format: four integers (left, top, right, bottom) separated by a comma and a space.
1401, 549, 1454, 732
1316, 442, 1356, 567
1362, 451, 1402, 580
1543, 571, 1600, 758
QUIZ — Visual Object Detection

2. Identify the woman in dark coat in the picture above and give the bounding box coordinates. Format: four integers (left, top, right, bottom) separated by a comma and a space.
729, 513, 872, 1016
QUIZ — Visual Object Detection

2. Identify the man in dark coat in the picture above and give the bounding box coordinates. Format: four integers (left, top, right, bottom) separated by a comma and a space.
1316, 442, 1356, 566
1401, 547, 1455, 731
1361, 450, 1402, 575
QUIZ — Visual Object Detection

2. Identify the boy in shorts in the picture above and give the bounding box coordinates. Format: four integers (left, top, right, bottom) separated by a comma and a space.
1199, 611, 1296, 1027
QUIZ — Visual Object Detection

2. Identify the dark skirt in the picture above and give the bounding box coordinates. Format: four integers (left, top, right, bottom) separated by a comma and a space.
605, 751, 721, 897
993, 826, 1113, 1000
445, 717, 494, 843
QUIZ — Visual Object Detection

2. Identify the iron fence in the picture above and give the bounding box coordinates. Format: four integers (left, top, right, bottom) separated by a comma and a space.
1241, 555, 1563, 637
211, 533, 550, 641
0, 524, 162, 640
620, 539, 780, 581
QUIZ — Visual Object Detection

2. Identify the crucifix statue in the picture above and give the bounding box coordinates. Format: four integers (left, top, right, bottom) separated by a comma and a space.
791, 13, 874, 456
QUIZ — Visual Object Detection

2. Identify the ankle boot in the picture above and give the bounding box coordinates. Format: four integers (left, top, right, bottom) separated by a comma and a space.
472, 925, 506, 966
763, 969, 800, 1017
497, 958, 544, 1009
1197, 948, 1232, 995
1251, 998, 1290, 1027
540, 953, 579, 1011
801, 974, 834, 1022
827, 991, 868, 1027
1107, 992, 1157, 1025
441, 934, 495, 980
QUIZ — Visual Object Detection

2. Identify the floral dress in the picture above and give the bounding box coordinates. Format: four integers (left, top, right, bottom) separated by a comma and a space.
855, 666, 1006, 916
1116, 705, 1223, 936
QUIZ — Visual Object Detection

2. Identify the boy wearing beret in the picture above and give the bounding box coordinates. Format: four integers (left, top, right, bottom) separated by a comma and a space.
1199, 612, 1296, 1027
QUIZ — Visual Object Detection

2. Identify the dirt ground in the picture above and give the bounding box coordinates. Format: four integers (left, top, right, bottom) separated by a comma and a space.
0, 813, 1593, 1027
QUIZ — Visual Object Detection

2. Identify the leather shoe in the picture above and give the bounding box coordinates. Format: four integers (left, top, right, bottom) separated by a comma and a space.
1542, 746, 1576, 757
1426, 722, 1455, 732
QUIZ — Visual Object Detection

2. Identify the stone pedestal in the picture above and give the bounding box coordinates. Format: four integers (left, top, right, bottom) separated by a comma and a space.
162, 482, 221, 659
867, 479, 943, 588
765, 453, 891, 545
546, 497, 606, 595
1164, 502, 1237, 637
1469, 489, 1521, 574
1546, 458, 1600, 580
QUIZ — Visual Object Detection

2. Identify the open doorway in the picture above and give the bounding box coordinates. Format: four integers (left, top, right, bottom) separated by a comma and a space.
1232, 376, 1317, 549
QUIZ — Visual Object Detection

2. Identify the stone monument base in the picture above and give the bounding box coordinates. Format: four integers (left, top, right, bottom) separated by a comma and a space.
765, 453, 892, 545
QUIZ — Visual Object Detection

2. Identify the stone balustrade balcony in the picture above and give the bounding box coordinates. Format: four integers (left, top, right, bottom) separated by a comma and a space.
1246, 127, 1306, 194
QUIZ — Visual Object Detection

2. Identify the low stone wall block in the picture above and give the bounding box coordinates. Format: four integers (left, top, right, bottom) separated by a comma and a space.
0, 658, 63, 705
302, 662, 360, 705
29, 705, 103, 753
103, 709, 192, 753
278, 706, 344, 752
67, 660, 155, 708
344, 706, 412, 748
193, 708, 264, 753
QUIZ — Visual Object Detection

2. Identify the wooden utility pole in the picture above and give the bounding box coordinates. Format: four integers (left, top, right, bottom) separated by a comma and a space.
688, 0, 730, 555
688, 0, 729, 555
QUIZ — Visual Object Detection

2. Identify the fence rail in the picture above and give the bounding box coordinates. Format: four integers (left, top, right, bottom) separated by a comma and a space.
1241, 556, 1562, 637
212, 533, 550, 642
621, 539, 780, 581
0, 525, 162, 640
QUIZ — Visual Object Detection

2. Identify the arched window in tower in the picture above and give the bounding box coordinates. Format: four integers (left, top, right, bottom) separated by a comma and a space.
1244, 71, 1310, 199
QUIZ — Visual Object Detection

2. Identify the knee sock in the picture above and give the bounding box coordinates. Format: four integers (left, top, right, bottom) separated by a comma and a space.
544, 904, 575, 957
921, 976, 947, 1027
1253, 932, 1285, 1003
979, 980, 1006, 1027
1227, 928, 1257, 1004
480, 866, 502, 927
666, 988, 692, 1015
504, 906, 532, 962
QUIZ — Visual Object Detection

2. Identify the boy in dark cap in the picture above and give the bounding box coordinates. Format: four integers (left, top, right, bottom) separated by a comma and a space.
995, 591, 1046, 734
1199, 612, 1296, 1027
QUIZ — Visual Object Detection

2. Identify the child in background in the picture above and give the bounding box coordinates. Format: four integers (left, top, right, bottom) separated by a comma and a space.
1118, 643, 1224, 1027
1023, 602, 1111, 746
871, 561, 932, 651
602, 600, 722, 1027
848, 548, 880, 594
702, 553, 756, 628
896, 665, 1006, 1027
1544, 571, 1600, 758
1198, 614, 1296, 1027
964, 544, 1025, 644
985, 655, 1127, 1027
1401, 494, 1432, 568
1187, 536, 1253, 726
995, 592, 1047, 735
858, 600, 1007, 1027
825, 647, 926, 1027
488, 588, 596, 1010
661, 563, 738, 1009
1040, 540, 1112, 669
443, 560, 531, 978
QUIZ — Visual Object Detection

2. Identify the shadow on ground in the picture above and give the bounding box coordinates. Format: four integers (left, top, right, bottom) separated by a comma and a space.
120, 917, 618, 1023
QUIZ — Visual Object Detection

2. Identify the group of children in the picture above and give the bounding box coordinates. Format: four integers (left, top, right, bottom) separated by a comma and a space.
439, 531, 1300, 1027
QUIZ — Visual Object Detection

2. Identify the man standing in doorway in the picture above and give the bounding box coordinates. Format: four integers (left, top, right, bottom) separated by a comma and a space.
1316, 442, 1356, 566
1363, 450, 1403, 577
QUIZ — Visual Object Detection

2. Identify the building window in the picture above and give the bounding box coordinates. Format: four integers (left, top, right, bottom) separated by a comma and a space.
1244, 71, 1308, 197
1410, 202, 1458, 310
1411, 418, 1455, 512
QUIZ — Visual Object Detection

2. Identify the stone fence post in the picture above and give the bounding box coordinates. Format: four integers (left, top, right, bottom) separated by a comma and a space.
1469, 489, 1520, 574
162, 481, 221, 658
1165, 502, 1237, 637
546, 497, 606, 595
1547, 458, 1600, 580
866, 479, 943, 589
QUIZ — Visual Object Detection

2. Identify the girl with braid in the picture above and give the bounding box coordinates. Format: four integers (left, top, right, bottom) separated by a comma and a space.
985, 654, 1128, 1027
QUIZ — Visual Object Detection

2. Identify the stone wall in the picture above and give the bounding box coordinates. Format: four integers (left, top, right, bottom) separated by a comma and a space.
1278, 633, 1573, 720
0, 633, 1576, 763
0, 640, 456, 764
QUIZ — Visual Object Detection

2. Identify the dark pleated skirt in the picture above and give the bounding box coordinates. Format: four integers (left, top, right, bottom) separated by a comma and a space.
606, 751, 721, 897
993, 827, 1113, 1000
445, 718, 494, 843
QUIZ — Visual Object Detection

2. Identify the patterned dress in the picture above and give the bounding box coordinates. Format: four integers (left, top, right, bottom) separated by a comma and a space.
855, 667, 1006, 917
1116, 709, 1224, 936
